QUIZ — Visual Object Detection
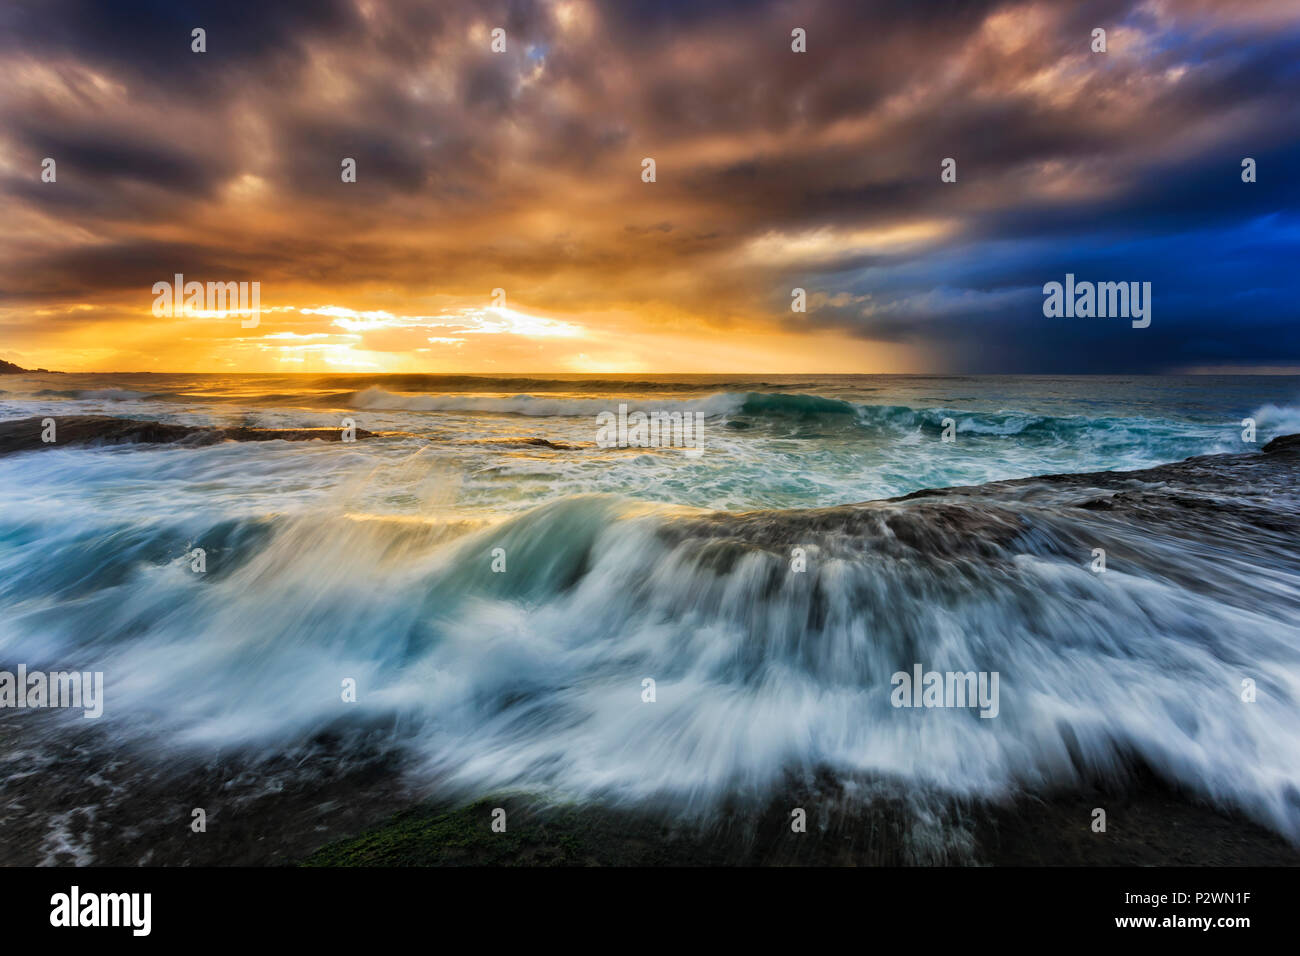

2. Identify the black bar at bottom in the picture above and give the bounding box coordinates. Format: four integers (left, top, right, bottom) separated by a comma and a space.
3, 865, 1286, 942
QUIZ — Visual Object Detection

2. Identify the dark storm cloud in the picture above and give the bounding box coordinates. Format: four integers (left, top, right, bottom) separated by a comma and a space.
11, 121, 231, 195
0, 0, 360, 95
1, 0, 1298, 371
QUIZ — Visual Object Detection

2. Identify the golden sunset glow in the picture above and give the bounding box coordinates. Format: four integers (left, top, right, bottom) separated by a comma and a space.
1, 0, 1295, 374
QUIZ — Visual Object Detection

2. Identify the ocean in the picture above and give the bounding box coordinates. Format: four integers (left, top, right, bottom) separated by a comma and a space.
1, 372, 1299, 863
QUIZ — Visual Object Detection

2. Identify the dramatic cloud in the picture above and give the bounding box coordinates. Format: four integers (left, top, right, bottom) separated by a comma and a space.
0, 0, 1297, 372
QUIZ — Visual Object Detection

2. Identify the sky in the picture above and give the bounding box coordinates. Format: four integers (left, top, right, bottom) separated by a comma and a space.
1, 0, 1298, 375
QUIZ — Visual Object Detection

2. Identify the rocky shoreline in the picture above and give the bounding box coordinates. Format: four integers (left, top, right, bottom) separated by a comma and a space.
302, 772, 1300, 867
2, 426, 1298, 866
0, 415, 378, 455
5, 707, 1297, 866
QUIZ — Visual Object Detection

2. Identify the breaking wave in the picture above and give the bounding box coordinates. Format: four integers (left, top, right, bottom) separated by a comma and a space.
2, 439, 1299, 839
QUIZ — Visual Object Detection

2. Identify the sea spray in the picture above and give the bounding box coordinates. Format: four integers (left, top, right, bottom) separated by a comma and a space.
3, 374, 1300, 856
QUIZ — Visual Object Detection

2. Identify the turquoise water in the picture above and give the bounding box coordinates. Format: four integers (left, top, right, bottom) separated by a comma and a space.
3, 372, 1298, 516
2, 372, 1299, 857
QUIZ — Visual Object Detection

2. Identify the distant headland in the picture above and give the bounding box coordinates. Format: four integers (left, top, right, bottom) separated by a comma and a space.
0, 360, 56, 374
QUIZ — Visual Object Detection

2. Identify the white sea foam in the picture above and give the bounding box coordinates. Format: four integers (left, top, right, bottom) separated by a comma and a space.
1, 477, 1298, 837
2, 375, 1299, 846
